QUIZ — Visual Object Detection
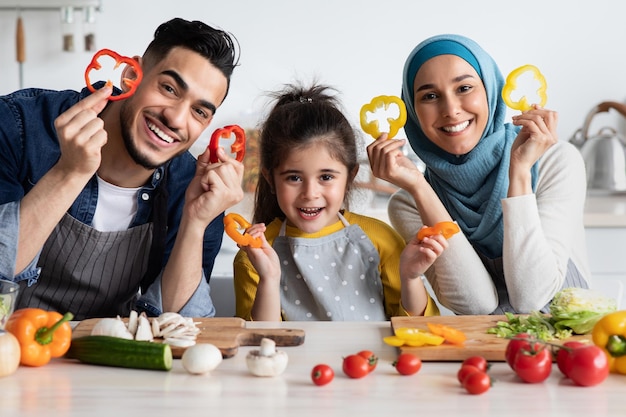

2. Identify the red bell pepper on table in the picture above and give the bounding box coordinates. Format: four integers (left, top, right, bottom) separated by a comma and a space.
84, 48, 143, 101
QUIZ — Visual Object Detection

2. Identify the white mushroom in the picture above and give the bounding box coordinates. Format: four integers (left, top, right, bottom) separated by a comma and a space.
127, 310, 139, 336
134, 312, 154, 342
181, 343, 223, 374
246, 338, 288, 377
90, 317, 133, 339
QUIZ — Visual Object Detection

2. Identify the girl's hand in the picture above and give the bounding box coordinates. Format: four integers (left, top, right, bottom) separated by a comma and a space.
399, 230, 448, 281
366, 134, 423, 191
240, 223, 281, 284
510, 105, 558, 171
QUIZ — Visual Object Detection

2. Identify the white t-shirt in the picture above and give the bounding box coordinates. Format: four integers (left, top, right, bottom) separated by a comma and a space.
92, 176, 140, 232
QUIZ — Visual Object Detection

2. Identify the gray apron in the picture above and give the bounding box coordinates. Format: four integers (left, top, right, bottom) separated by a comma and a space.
274, 213, 386, 321
17, 213, 153, 320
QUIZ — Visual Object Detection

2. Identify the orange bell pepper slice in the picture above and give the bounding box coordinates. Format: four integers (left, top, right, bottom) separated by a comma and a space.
426, 322, 467, 345
359, 95, 407, 140
85, 48, 143, 101
224, 213, 262, 248
209, 125, 246, 164
5, 308, 73, 367
501, 64, 548, 112
416, 221, 460, 241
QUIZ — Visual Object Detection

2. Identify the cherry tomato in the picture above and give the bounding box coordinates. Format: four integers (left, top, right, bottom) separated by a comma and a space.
311, 364, 334, 386
568, 345, 610, 387
505, 333, 532, 370
513, 344, 552, 383
457, 364, 481, 384
357, 350, 378, 373
463, 370, 491, 395
462, 356, 489, 373
556, 341, 587, 378
393, 353, 422, 376
342, 354, 370, 379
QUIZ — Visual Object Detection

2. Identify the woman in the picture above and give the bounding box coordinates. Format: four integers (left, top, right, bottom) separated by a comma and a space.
367, 34, 590, 315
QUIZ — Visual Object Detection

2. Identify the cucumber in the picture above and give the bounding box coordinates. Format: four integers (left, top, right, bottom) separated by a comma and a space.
66, 335, 172, 371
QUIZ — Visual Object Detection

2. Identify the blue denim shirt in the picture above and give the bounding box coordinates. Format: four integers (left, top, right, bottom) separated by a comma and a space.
0, 86, 222, 317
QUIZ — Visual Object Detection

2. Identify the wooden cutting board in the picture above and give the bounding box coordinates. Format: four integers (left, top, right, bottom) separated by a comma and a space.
73, 317, 305, 359
391, 315, 590, 362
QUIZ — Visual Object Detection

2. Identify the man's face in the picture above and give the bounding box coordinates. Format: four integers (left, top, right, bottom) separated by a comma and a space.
119, 47, 228, 169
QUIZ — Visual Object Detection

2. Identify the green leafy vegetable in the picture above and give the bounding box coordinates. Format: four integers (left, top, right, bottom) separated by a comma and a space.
487, 311, 571, 341
550, 287, 617, 334
487, 288, 618, 340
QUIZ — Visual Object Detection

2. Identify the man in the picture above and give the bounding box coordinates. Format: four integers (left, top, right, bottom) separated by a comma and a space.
0, 18, 244, 320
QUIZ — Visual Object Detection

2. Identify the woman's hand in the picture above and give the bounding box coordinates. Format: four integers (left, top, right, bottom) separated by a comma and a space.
366, 134, 423, 191
509, 105, 558, 196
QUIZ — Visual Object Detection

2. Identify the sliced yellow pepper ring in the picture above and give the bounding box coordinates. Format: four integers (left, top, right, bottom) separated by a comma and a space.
383, 336, 406, 347
223, 213, 262, 248
501, 64, 548, 112
383, 327, 445, 348
359, 95, 407, 140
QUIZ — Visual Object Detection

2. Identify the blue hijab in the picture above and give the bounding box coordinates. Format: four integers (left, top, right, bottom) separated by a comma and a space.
401, 34, 538, 259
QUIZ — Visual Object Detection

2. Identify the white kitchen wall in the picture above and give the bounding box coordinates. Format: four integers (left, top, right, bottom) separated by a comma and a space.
1, 0, 626, 155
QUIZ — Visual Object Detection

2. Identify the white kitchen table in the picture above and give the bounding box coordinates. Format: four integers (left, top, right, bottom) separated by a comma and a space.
1, 320, 624, 417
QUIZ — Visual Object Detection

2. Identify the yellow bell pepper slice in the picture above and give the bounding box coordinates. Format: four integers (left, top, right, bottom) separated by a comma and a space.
383, 335, 406, 347
359, 95, 407, 140
501, 64, 548, 112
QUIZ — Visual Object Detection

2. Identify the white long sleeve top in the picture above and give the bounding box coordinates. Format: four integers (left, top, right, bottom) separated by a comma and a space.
388, 141, 591, 314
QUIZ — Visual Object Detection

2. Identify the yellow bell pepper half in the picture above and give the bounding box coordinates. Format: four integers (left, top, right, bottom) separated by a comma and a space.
501, 64, 548, 112
359, 95, 407, 140
592, 310, 626, 374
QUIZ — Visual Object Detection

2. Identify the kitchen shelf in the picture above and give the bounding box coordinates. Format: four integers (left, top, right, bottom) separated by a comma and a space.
0, 0, 101, 11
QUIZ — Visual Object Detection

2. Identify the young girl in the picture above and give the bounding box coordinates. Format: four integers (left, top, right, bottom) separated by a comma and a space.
233, 84, 443, 321
367, 34, 590, 315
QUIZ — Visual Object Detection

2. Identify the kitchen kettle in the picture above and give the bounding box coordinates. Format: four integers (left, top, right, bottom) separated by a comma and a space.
569, 102, 626, 193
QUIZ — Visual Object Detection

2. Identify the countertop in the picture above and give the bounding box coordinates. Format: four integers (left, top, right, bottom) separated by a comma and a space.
584, 194, 626, 227
1, 321, 624, 417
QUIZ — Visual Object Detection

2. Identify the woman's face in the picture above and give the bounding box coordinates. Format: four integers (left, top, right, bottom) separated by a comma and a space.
412, 54, 488, 156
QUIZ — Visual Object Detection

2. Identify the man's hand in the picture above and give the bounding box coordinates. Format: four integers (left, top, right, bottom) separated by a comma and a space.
185, 146, 245, 227
53, 85, 111, 179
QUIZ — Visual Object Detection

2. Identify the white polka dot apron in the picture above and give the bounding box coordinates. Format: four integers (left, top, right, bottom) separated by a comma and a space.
273, 213, 386, 321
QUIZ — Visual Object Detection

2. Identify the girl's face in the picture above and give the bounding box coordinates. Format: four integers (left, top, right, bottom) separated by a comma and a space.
271, 141, 350, 233
412, 54, 488, 156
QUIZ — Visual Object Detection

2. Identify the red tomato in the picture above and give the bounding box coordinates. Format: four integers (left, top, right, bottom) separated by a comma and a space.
505, 333, 532, 370
462, 356, 489, 373
568, 345, 610, 387
342, 354, 370, 379
463, 370, 491, 395
393, 353, 422, 376
513, 344, 552, 383
311, 364, 334, 386
457, 364, 481, 384
357, 350, 378, 373
556, 341, 587, 377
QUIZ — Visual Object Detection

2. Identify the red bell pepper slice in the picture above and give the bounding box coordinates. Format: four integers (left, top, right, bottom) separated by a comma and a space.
84, 48, 143, 101
224, 213, 262, 248
209, 125, 246, 163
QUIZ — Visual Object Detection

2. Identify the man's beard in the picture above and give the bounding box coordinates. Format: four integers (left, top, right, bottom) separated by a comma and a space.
120, 104, 175, 170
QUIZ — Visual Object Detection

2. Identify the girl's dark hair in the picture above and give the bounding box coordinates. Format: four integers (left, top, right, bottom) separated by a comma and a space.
142, 18, 240, 99
253, 83, 359, 225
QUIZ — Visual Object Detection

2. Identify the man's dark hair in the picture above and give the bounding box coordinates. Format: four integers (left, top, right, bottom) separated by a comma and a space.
143, 18, 240, 99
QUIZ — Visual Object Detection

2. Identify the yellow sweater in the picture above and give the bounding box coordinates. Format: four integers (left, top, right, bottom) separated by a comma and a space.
233, 211, 439, 320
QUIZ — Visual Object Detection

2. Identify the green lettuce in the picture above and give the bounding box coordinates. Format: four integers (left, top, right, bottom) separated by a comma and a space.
550, 287, 617, 334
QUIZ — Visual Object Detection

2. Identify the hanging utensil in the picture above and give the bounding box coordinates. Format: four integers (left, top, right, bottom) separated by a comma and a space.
16, 14, 25, 89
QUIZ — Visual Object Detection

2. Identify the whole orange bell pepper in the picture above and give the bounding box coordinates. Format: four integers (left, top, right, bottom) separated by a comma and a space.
5, 308, 74, 367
